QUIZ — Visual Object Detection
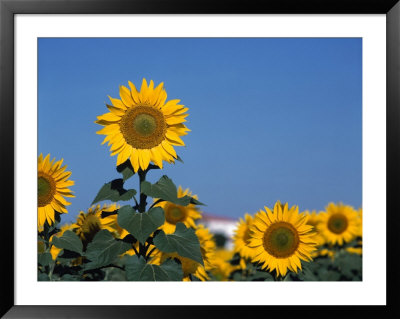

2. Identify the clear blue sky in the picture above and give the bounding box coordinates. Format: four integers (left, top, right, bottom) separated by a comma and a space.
38, 38, 362, 225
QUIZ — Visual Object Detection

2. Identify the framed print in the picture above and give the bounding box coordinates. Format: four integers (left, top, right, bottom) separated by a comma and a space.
1, 0, 399, 317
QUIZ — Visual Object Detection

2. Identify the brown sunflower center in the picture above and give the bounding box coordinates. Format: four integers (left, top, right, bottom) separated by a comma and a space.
38, 241, 46, 254
263, 222, 299, 258
165, 205, 186, 224
38, 174, 56, 207
120, 106, 166, 149
79, 213, 102, 246
327, 213, 348, 234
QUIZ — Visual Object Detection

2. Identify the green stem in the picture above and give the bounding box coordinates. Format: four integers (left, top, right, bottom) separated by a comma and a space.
146, 247, 157, 261
132, 195, 139, 208
138, 169, 148, 213
139, 242, 147, 257
137, 168, 149, 258
48, 261, 55, 281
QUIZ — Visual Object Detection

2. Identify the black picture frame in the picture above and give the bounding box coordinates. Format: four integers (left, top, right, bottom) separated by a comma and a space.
1, 0, 399, 317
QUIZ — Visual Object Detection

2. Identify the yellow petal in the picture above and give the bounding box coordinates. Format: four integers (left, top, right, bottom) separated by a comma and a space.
139, 78, 149, 103
138, 149, 151, 170
165, 130, 185, 146
38, 207, 46, 227
97, 112, 121, 123
108, 96, 127, 109
150, 146, 163, 169
117, 146, 131, 166
161, 141, 177, 159
152, 82, 165, 107
119, 85, 134, 107
96, 124, 120, 135
106, 104, 126, 116
128, 81, 140, 104
130, 152, 140, 172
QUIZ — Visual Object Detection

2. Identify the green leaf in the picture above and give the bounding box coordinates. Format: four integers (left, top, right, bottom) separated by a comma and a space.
51, 230, 83, 255
38, 253, 52, 266
297, 267, 319, 281
38, 272, 50, 281
125, 255, 183, 281
333, 252, 362, 279
249, 270, 274, 281
116, 160, 135, 181
176, 155, 184, 164
153, 223, 203, 265
59, 274, 81, 281
117, 205, 165, 244
92, 178, 136, 205
231, 270, 243, 281
141, 175, 204, 206
189, 197, 205, 206
57, 249, 81, 259
84, 229, 131, 271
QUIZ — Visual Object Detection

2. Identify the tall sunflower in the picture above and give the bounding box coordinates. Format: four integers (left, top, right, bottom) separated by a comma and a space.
38, 153, 74, 229
317, 202, 359, 246
233, 213, 255, 260
248, 202, 316, 277
95, 78, 190, 171
73, 203, 120, 248
155, 186, 202, 234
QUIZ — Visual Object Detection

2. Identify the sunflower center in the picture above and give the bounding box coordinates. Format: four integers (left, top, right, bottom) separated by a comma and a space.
165, 205, 186, 224
38, 174, 56, 207
38, 177, 50, 196
77, 213, 102, 248
81, 213, 102, 236
327, 213, 348, 234
120, 106, 166, 149
263, 222, 299, 258
133, 113, 156, 136
38, 241, 46, 254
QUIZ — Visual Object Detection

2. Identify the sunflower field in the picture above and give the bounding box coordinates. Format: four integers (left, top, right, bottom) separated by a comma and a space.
37, 79, 362, 282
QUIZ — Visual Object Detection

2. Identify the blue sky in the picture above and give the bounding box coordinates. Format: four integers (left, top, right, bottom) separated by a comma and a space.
38, 38, 362, 225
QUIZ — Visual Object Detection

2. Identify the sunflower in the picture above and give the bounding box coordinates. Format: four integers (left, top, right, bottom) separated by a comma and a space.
151, 225, 215, 281
317, 203, 359, 246
38, 153, 74, 230
95, 78, 190, 172
155, 186, 202, 234
304, 210, 326, 246
49, 223, 76, 260
233, 213, 255, 260
73, 203, 120, 248
210, 249, 238, 281
248, 201, 316, 277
